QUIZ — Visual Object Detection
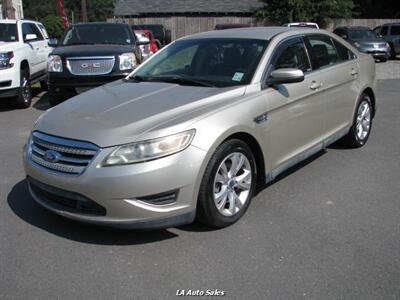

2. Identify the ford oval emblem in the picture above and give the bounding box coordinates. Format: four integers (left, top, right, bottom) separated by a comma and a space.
43, 150, 61, 163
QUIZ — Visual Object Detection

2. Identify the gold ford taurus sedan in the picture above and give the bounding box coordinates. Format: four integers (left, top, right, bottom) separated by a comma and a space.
23, 27, 376, 229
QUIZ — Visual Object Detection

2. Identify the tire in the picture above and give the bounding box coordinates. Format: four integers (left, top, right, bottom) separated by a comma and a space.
14, 68, 32, 109
40, 80, 48, 91
389, 44, 396, 59
196, 139, 257, 228
379, 58, 387, 62
340, 93, 373, 148
48, 93, 63, 107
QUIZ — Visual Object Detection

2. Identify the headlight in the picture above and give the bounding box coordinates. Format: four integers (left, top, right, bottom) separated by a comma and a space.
0, 51, 14, 69
119, 52, 137, 71
48, 55, 63, 72
102, 129, 195, 166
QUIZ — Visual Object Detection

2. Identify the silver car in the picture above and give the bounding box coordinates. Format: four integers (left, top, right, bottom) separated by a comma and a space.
23, 27, 376, 229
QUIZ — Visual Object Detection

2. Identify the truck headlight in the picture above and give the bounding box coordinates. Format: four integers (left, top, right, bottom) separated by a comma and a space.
48, 55, 63, 72
119, 52, 137, 71
0, 52, 14, 69
102, 129, 195, 166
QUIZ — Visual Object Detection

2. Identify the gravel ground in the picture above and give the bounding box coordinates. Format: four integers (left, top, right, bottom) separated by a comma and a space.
0, 79, 399, 300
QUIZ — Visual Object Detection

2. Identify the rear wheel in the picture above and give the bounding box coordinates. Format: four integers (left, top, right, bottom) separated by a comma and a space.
341, 93, 373, 148
40, 80, 48, 91
14, 68, 32, 108
197, 139, 257, 228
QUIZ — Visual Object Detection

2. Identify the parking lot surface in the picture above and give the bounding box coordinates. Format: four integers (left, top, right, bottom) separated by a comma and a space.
1, 79, 400, 299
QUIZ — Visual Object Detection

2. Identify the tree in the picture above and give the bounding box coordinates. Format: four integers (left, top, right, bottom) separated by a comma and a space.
42, 15, 65, 38
257, 0, 354, 28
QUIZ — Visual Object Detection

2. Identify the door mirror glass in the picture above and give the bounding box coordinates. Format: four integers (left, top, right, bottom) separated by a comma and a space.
48, 38, 58, 48
267, 68, 305, 85
25, 33, 37, 41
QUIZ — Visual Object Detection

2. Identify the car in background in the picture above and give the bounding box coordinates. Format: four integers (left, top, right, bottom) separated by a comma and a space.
134, 31, 152, 61
133, 29, 159, 58
24, 27, 376, 229
214, 24, 251, 30
0, 19, 53, 108
334, 26, 390, 62
373, 23, 400, 59
47, 22, 145, 106
283, 22, 319, 29
131, 24, 171, 46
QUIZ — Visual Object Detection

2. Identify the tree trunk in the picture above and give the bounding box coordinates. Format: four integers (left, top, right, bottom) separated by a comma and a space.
2, 0, 16, 19
81, 0, 88, 22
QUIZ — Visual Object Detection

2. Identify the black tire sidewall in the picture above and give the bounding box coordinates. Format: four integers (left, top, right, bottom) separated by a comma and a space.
197, 139, 257, 228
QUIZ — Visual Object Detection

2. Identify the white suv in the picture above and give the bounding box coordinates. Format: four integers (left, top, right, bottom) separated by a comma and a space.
0, 19, 53, 108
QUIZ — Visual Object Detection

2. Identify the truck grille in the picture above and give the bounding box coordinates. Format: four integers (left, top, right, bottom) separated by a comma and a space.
66, 56, 115, 76
29, 131, 99, 175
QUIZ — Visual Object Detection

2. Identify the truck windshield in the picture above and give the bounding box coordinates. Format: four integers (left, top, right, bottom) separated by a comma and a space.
62, 24, 133, 46
0, 24, 18, 42
131, 38, 268, 88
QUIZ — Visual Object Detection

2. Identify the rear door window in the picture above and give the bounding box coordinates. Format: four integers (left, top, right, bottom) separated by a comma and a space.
390, 25, 400, 35
306, 35, 339, 69
381, 26, 389, 36
332, 39, 356, 61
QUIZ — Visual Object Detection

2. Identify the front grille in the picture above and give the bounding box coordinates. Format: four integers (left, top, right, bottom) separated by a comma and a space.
66, 56, 115, 76
28, 177, 106, 216
29, 131, 99, 175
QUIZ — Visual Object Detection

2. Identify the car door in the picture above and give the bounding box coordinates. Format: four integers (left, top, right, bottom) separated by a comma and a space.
21, 22, 42, 74
304, 34, 360, 138
29, 23, 48, 73
261, 37, 326, 171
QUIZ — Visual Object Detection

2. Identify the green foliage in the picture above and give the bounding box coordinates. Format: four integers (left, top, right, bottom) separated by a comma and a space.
42, 15, 65, 38
23, 0, 116, 24
258, 0, 355, 28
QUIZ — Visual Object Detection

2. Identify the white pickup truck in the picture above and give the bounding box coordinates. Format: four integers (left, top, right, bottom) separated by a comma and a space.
0, 19, 54, 108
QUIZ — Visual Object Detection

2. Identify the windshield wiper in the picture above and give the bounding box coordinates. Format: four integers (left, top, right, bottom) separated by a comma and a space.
149, 75, 216, 87
128, 75, 150, 82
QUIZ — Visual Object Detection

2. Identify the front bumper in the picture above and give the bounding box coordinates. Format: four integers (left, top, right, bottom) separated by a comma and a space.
48, 72, 129, 100
0, 66, 19, 98
358, 46, 391, 59
23, 142, 207, 229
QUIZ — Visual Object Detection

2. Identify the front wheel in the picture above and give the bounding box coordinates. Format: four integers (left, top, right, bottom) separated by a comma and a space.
196, 139, 257, 228
14, 68, 32, 108
340, 93, 373, 148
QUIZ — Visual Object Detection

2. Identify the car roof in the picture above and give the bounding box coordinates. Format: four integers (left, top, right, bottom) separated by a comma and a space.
0, 19, 18, 24
180, 26, 301, 41
74, 22, 128, 27
339, 26, 371, 30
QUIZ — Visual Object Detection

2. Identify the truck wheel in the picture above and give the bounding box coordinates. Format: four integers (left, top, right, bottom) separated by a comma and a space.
40, 80, 48, 91
14, 68, 32, 109
48, 93, 63, 107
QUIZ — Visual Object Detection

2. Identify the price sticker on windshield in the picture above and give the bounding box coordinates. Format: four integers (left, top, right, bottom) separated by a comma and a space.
232, 72, 244, 82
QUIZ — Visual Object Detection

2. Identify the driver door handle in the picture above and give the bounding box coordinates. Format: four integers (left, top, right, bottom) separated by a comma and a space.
310, 81, 322, 90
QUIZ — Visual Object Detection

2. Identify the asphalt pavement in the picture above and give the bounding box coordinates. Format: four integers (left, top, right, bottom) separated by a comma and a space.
0, 79, 399, 300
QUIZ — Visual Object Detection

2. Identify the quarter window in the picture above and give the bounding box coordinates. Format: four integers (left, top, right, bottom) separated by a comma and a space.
332, 39, 355, 61
273, 39, 311, 73
307, 35, 339, 69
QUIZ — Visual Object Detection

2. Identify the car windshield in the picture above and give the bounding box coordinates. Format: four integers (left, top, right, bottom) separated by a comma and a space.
131, 38, 268, 88
348, 29, 377, 40
62, 24, 133, 46
0, 24, 18, 42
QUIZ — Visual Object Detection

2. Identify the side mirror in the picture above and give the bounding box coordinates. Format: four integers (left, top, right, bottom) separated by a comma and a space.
48, 38, 58, 48
267, 68, 305, 85
136, 36, 150, 46
25, 34, 37, 41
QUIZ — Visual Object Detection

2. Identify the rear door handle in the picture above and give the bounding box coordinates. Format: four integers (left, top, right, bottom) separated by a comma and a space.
350, 69, 358, 76
310, 81, 322, 90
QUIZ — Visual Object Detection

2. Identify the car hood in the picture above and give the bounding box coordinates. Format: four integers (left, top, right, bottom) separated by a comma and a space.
0, 41, 21, 51
35, 80, 245, 147
51, 44, 136, 57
